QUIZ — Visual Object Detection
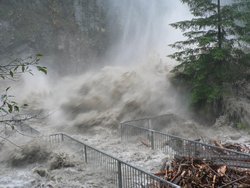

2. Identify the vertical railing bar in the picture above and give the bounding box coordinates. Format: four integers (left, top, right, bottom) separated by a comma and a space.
127, 165, 130, 187
115, 160, 118, 186
131, 168, 134, 187
129, 167, 133, 187
125, 165, 128, 188
84, 145, 88, 163
151, 130, 154, 150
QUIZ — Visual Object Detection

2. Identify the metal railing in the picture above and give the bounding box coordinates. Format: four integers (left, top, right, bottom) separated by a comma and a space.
121, 114, 180, 131
121, 123, 250, 169
47, 133, 180, 188
14, 122, 40, 135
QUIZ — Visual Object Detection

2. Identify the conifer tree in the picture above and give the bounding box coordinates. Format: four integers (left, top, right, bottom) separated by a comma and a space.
169, 0, 250, 114
233, 0, 250, 46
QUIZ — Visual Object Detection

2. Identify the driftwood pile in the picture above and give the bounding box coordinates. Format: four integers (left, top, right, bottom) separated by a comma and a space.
213, 140, 250, 154
155, 156, 250, 188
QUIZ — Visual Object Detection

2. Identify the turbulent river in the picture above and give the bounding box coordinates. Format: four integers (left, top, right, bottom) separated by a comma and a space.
1, 61, 250, 188
0, 0, 249, 187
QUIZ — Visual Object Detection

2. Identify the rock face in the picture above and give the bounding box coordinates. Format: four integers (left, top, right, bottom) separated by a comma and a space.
0, 0, 177, 74
0, 0, 109, 73
223, 80, 250, 128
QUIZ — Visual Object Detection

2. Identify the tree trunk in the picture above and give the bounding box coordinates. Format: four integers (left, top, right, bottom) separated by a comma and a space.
217, 0, 222, 49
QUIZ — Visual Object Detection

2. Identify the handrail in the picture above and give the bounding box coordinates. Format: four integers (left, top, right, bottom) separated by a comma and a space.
121, 113, 179, 124
121, 122, 250, 169
48, 133, 180, 188
121, 123, 250, 157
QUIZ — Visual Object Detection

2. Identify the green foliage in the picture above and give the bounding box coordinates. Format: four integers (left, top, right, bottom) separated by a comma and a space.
36, 66, 47, 75
0, 55, 47, 116
236, 122, 247, 130
233, 0, 250, 46
169, 0, 250, 111
0, 54, 46, 80
0, 88, 19, 114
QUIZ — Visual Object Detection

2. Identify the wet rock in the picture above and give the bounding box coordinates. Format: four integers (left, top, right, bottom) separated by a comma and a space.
49, 153, 75, 170
34, 168, 49, 177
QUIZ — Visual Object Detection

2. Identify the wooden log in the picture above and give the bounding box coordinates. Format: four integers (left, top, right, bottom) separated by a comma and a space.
219, 176, 246, 188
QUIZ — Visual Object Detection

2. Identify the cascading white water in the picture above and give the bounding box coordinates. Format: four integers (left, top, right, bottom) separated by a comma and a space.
3, 1, 249, 188
103, 0, 191, 65
13, 0, 193, 132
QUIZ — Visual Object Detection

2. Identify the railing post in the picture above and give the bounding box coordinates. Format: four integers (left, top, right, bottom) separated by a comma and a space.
61, 134, 64, 142
148, 119, 152, 129
84, 145, 88, 163
194, 142, 197, 157
117, 161, 122, 188
120, 123, 123, 142
150, 130, 154, 150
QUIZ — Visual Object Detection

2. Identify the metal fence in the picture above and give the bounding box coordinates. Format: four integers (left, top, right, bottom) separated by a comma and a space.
121, 114, 180, 131
14, 122, 40, 135
121, 123, 250, 169
47, 133, 180, 188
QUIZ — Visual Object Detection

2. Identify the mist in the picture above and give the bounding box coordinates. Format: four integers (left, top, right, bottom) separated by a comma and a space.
1, 1, 250, 187
102, 0, 192, 65
7, 0, 193, 133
